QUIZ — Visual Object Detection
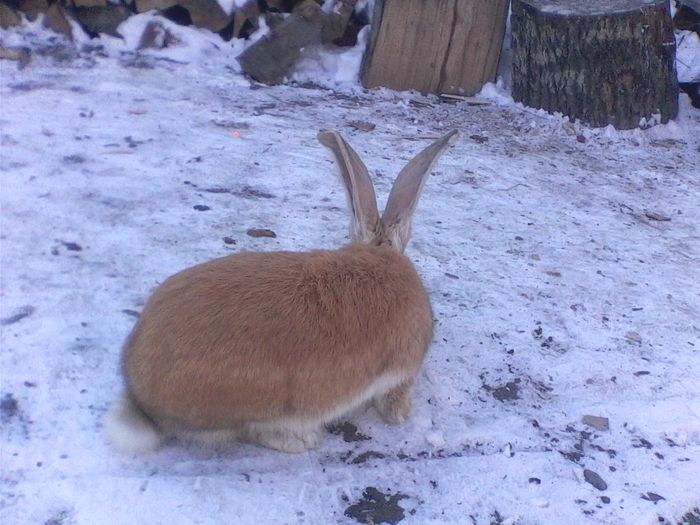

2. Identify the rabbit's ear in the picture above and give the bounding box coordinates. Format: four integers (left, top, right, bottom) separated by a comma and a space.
318, 130, 380, 243
382, 130, 459, 251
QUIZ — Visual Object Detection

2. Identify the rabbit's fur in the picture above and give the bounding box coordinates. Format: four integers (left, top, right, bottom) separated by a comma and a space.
105, 129, 458, 453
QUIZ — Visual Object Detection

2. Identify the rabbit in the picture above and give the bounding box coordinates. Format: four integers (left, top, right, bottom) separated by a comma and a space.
104, 129, 459, 454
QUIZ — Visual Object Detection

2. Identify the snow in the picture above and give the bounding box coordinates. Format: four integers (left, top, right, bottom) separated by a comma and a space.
294, 26, 370, 87
216, 0, 252, 16
676, 30, 700, 83
1, 15, 700, 525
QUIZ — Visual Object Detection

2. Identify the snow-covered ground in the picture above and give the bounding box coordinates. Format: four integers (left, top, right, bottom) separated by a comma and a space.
1, 16, 699, 525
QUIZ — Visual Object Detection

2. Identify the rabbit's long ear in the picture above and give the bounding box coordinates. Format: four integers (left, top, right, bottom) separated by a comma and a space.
382, 130, 459, 251
318, 130, 380, 243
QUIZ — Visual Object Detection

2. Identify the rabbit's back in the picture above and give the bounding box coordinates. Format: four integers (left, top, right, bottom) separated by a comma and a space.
123, 243, 433, 431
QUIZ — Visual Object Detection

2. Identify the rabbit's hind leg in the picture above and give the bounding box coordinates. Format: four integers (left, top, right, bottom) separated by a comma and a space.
244, 421, 323, 453
374, 379, 414, 425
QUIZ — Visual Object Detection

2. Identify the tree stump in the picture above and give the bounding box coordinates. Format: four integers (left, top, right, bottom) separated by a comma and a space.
361, 0, 509, 95
511, 0, 678, 129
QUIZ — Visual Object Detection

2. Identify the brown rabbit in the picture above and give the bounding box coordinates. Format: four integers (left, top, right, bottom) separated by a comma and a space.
105, 129, 459, 453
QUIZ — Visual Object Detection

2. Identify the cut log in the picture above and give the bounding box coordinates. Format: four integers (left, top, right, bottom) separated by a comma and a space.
71, 0, 108, 7
16, 0, 49, 20
72, 5, 132, 37
43, 3, 73, 40
361, 0, 509, 95
232, 1, 260, 39
0, 4, 22, 29
237, 0, 357, 84
511, 0, 678, 129
135, 0, 233, 32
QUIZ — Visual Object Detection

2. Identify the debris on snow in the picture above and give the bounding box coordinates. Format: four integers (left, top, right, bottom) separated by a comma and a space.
246, 227, 277, 238
344, 487, 408, 525
582, 415, 610, 432
583, 469, 608, 491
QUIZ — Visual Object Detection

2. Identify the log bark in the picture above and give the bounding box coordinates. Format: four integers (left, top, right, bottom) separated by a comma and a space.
511, 0, 678, 129
361, 0, 509, 95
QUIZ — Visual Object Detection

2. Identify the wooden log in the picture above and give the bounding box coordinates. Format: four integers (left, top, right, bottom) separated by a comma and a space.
0, 3, 22, 29
511, 0, 678, 129
237, 0, 357, 84
43, 3, 73, 40
135, 0, 233, 32
361, 0, 509, 95
16, 0, 49, 20
72, 4, 132, 37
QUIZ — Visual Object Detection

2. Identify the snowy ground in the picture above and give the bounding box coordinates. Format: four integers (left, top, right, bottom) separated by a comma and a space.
1, 19, 700, 525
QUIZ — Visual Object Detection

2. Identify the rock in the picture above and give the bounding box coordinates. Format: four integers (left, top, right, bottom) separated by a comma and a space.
582, 415, 610, 431
246, 228, 277, 238
583, 469, 608, 491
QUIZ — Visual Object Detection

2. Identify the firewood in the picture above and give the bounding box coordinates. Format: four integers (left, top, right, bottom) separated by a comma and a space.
511, 0, 678, 129
72, 4, 131, 37
135, 0, 233, 32
237, 0, 357, 84
0, 47, 31, 69
16, 0, 49, 20
361, 0, 509, 95
0, 3, 22, 28
43, 3, 73, 39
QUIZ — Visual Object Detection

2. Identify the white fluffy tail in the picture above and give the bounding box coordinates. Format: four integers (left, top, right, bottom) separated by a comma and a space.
104, 393, 163, 454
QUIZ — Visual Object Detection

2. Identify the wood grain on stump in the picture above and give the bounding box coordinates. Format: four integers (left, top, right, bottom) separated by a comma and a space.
511, 0, 678, 129
361, 0, 509, 95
